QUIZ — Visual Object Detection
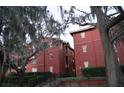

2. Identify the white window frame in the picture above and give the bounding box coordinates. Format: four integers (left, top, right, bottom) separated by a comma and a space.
32, 59, 37, 64
32, 68, 37, 72
117, 57, 120, 63
31, 56, 35, 59
84, 61, 89, 68
49, 66, 53, 72
81, 32, 85, 38
113, 41, 117, 52
82, 45, 87, 52
49, 53, 53, 59
49, 42, 52, 48
32, 46, 36, 52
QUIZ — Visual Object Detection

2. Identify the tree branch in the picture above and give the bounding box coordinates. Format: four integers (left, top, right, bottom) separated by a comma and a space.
107, 12, 120, 17
22, 46, 44, 69
75, 7, 91, 15
10, 62, 18, 70
75, 21, 96, 26
26, 49, 40, 62
116, 6, 124, 13
106, 12, 124, 29
111, 31, 124, 43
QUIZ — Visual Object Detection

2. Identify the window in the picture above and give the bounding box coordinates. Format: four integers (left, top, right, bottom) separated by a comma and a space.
113, 41, 117, 52
31, 56, 35, 59
49, 66, 53, 72
32, 46, 36, 52
84, 61, 89, 68
80, 32, 85, 38
49, 42, 52, 48
82, 45, 88, 52
117, 57, 120, 63
32, 68, 37, 72
32, 59, 37, 64
49, 53, 53, 59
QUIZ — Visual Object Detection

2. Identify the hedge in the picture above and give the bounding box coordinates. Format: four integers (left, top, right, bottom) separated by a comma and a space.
121, 65, 124, 73
81, 65, 124, 77
2, 72, 52, 86
8, 72, 52, 77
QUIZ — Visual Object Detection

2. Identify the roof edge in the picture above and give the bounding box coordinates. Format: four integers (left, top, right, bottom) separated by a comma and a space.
70, 26, 96, 35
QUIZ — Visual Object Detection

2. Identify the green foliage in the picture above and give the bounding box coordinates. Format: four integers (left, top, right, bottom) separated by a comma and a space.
60, 77, 106, 81
120, 65, 124, 73
0, 6, 64, 76
3, 72, 52, 86
82, 67, 106, 77
82, 65, 124, 77
8, 72, 51, 77
2, 76, 19, 85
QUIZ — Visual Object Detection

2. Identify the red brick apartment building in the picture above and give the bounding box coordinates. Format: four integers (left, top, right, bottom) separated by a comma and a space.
70, 26, 124, 77
26, 39, 76, 77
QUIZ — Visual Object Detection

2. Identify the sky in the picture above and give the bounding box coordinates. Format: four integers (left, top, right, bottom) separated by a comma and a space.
47, 6, 91, 48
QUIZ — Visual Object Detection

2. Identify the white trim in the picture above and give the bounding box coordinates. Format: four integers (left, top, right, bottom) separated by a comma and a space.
80, 32, 85, 38
117, 57, 120, 63
32, 59, 37, 64
49, 66, 53, 72
84, 61, 89, 68
32, 68, 37, 72
70, 26, 95, 34
82, 45, 87, 52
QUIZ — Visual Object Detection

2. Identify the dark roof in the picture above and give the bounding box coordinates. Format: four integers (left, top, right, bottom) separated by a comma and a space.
70, 26, 96, 35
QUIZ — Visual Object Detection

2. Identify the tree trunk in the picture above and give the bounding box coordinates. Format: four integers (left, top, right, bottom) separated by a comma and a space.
17, 69, 24, 87
94, 6, 124, 86
0, 18, 3, 34
0, 50, 9, 86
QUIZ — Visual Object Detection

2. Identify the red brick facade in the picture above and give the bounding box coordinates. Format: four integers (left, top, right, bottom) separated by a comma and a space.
71, 26, 124, 77
26, 41, 76, 77
71, 27, 105, 77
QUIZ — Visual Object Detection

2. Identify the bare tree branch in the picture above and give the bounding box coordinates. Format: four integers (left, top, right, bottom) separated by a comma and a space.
75, 21, 96, 26
111, 30, 124, 43
107, 12, 120, 17
17, 48, 41, 71
75, 7, 90, 15
106, 12, 124, 29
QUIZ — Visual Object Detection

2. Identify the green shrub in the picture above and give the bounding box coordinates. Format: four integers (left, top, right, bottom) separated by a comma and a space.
3, 72, 52, 86
82, 65, 124, 77
7, 72, 51, 77
28, 77, 38, 87
82, 67, 106, 77
2, 76, 19, 84
120, 65, 124, 73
